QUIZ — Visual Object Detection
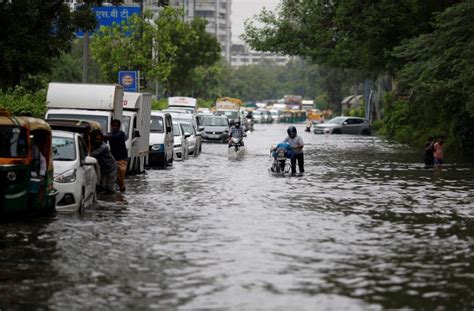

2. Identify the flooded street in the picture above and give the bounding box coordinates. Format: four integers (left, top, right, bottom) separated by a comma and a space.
1, 123, 473, 310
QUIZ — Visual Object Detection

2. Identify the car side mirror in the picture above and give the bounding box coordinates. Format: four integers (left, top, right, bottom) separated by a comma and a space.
342, 121, 348, 125
185, 133, 191, 138
199, 126, 205, 132
83, 156, 97, 166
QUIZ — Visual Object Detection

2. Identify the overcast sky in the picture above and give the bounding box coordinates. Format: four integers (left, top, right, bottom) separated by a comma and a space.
231, 0, 280, 43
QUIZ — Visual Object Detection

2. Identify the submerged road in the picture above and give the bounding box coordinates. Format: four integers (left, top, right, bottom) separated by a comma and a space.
1, 123, 473, 310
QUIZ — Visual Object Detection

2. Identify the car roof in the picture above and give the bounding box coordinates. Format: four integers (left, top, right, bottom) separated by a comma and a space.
151, 110, 171, 117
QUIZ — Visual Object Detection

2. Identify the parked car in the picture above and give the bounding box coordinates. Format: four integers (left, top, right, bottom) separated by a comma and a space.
169, 112, 202, 156
52, 130, 97, 212
149, 111, 174, 167
179, 120, 201, 157
200, 115, 230, 143
253, 110, 264, 123
313, 116, 371, 135
173, 121, 189, 161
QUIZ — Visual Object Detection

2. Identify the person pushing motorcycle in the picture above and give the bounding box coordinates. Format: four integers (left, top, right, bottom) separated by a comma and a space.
284, 126, 304, 174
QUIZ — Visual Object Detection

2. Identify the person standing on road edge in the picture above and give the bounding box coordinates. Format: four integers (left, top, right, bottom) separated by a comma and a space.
284, 126, 305, 174
91, 132, 117, 195
433, 137, 444, 167
104, 119, 128, 192
424, 136, 435, 166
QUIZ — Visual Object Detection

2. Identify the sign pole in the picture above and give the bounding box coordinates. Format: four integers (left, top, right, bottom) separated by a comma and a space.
82, 32, 89, 83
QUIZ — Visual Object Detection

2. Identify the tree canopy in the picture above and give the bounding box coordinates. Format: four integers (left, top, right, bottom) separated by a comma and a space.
243, 0, 459, 76
0, 0, 123, 90
90, 7, 221, 96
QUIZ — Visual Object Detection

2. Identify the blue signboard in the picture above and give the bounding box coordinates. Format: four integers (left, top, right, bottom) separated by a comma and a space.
119, 71, 138, 92
76, 6, 141, 37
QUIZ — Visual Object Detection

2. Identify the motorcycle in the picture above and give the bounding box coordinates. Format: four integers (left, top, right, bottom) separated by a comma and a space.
270, 143, 293, 174
228, 135, 245, 152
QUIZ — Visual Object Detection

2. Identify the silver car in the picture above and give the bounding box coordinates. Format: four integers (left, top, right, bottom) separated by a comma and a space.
313, 116, 371, 135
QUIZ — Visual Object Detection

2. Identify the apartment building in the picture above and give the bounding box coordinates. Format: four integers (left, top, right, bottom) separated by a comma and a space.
230, 43, 292, 67
168, 0, 232, 62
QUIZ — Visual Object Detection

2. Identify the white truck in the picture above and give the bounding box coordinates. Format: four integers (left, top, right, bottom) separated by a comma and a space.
215, 99, 240, 124
122, 92, 151, 173
167, 97, 197, 114
46, 82, 123, 134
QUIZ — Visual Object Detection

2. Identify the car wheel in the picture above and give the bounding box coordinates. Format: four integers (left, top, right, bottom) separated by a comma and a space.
332, 129, 342, 134
361, 129, 371, 136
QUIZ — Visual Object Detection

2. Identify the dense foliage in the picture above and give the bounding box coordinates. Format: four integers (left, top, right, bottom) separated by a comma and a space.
0, 86, 46, 118
0, 0, 123, 90
379, 1, 474, 150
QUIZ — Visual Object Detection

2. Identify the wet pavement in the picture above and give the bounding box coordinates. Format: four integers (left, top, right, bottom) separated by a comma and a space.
1, 123, 473, 310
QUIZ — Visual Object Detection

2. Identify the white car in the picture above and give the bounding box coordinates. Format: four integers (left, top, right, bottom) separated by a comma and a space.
173, 121, 189, 161
52, 130, 98, 212
179, 120, 201, 157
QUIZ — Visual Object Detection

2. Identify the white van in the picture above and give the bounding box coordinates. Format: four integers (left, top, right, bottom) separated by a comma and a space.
45, 83, 123, 133
122, 92, 151, 174
148, 111, 174, 167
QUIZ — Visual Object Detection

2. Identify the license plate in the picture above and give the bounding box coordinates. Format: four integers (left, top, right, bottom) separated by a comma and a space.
208, 134, 220, 138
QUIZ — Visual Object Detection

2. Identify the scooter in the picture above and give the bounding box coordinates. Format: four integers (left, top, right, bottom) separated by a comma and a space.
228, 135, 245, 153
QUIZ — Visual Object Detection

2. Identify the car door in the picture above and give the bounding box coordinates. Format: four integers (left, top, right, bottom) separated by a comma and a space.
165, 115, 173, 162
78, 135, 95, 202
342, 118, 355, 134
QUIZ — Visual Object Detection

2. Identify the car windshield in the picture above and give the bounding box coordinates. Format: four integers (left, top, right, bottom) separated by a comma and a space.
327, 117, 346, 125
48, 113, 109, 131
0, 126, 28, 158
150, 116, 164, 133
52, 136, 76, 161
181, 123, 194, 135
173, 124, 181, 136
202, 117, 228, 127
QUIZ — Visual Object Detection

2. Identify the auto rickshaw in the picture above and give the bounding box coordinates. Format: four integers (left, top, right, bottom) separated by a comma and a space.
0, 109, 57, 218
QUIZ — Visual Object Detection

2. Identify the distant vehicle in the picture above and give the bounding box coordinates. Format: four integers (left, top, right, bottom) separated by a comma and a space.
253, 110, 264, 123
168, 112, 202, 155
52, 130, 98, 212
313, 116, 371, 135
149, 111, 174, 167
215, 97, 242, 124
269, 109, 282, 122
167, 97, 197, 114
179, 120, 201, 157
173, 121, 189, 161
200, 115, 230, 143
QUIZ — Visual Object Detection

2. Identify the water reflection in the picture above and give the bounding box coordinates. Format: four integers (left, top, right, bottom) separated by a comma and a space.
1, 123, 473, 309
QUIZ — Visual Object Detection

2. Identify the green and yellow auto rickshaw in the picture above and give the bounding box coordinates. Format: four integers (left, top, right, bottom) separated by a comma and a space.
0, 110, 57, 218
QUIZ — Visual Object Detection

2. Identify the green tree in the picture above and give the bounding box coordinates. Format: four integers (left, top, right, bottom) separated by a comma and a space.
0, 0, 123, 90
91, 7, 220, 96
243, 0, 459, 75
386, 1, 474, 150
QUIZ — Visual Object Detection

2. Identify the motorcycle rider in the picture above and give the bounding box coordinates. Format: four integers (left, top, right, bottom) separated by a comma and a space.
284, 126, 304, 174
228, 119, 245, 147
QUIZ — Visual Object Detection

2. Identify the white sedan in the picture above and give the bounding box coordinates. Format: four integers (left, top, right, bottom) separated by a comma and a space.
172, 121, 189, 161
52, 130, 98, 212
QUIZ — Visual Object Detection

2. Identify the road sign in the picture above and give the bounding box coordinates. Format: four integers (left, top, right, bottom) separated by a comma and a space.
119, 71, 138, 92
76, 6, 141, 37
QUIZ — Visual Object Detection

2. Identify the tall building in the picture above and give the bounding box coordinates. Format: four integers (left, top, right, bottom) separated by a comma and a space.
230, 43, 292, 67
169, 0, 232, 62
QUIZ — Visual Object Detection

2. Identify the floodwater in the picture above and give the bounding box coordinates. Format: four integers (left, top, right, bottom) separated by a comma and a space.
1, 123, 473, 310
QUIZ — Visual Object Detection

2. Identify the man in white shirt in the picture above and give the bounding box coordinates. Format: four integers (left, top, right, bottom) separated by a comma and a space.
284, 126, 305, 174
